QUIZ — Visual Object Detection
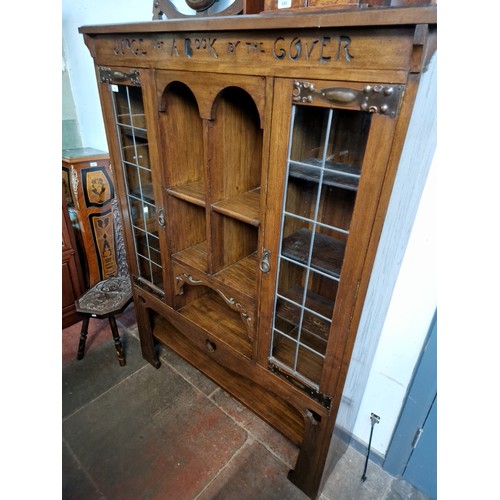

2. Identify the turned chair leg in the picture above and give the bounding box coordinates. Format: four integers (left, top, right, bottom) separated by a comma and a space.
109, 315, 126, 367
77, 317, 90, 360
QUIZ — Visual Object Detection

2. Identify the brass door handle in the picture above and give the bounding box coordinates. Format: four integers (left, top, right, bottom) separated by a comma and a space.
157, 208, 166, 228
260, 249, 271, 273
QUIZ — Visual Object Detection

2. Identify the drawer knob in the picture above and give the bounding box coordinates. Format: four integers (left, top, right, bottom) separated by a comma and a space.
206, 339, 216, 353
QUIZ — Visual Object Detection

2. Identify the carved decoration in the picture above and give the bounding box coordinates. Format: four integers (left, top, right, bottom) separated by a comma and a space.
111, 197, 129, 278
292, 81, 404, 117
70, 165, 80, 210
175, 273, 253, 341
62, 168, 73, 207
175, 273, 205, 295
89, 210, 118, 281
76, 276, 132, 316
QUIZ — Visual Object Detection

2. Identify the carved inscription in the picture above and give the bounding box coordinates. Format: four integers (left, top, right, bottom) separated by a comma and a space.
113, 38, 148, 56
272, 36, 352, 62
110, 34, 353, 64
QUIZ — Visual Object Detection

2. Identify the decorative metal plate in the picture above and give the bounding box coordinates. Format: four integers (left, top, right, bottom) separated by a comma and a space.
293, 81, 404, 117
99, 67, 141, 86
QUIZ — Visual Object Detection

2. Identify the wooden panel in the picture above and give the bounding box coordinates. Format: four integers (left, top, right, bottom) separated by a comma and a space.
156, 70, 267, 124
177, 289, 253, 358
210, 213, 258, 273
159, 80, 205, 189
167, 196, 206, 255
91, 28, 415, 78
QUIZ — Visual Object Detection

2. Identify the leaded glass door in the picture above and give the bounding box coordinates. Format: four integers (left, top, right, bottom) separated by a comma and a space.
107, 75, 164, 294
269, 97, 373, 392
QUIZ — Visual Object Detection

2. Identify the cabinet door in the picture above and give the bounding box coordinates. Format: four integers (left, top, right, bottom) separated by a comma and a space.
100, 69, 165, 296
262, 78, 401, 403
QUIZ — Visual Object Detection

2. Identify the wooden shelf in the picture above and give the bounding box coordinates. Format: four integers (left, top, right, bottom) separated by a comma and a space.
172, 241, 208, 273
215, 252, 258, 299
276, 285, 333, 345
178, 289, 253, 358
173, 246, 257, 300
167, 180, 206, 207
281, 228, 346, 279
212, 188, 261, 226
119, 125, 148, 141
129, 184, 155, 205
289, 159, 360, 191
272, 337, 323, 387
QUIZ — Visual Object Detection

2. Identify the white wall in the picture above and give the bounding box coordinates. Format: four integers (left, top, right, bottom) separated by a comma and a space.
62, 0, 436, 457
352, 156, 436, 454
345, 54, 437, 455
62, 0, 153, 151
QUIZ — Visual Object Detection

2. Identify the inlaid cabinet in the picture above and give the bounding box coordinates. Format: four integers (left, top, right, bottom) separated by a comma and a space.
62, 148, 119, 287
80, 6, 436, 497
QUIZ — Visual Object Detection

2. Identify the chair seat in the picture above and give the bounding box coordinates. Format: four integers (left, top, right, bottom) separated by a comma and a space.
75, 276, 132, 318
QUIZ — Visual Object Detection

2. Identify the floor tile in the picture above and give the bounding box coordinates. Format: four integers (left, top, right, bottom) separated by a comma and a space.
385, 477, 433, 500
210, 388, 300, 470
62, 331, 148, 419
158, 345, 220, 397
63, 362, 248, 500
321, 446, 391, 500
197, 437, 309, 500
63, 317, 120, 369
116, 303, 138, 329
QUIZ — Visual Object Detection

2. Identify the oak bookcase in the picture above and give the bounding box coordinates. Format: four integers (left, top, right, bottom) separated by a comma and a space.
80, 6, 436, 497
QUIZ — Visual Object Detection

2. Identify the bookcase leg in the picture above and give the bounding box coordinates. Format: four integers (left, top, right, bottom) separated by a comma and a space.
288, 409, 334, 500
135, 296, 161, 369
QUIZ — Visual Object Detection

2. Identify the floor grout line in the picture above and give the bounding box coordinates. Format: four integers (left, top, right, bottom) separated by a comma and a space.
63, 436, 107, 499
156, 347, 299, 471
62, 362, 151, 423
192, 435, 254, 500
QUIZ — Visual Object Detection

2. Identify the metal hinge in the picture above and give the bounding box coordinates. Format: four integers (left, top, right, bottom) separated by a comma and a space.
412, 428, 424, 449
269, 361, 332, 409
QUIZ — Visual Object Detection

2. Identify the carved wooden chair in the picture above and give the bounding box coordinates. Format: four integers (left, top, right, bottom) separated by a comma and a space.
74, 197, 132, 367
75, 276, 132, 366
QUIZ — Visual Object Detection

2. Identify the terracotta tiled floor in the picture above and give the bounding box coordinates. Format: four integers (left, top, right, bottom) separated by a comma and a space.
62, 304, 432, 499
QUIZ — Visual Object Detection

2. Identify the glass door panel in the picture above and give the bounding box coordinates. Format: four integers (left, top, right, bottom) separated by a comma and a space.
270, 103, 371, 388
111, 84, 163, 291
